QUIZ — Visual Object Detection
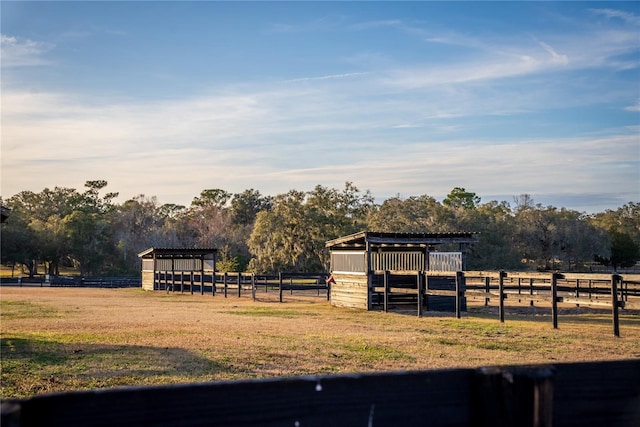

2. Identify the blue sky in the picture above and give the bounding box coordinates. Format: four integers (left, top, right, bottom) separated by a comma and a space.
2, 1, 639, 213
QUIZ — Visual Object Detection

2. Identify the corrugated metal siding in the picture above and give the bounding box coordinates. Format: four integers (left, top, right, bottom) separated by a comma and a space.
429, 252, 462, 271
331, 251, 366, 273
141, 259, 154, 272
155, 258, 203, 271
372, 251, 424, 271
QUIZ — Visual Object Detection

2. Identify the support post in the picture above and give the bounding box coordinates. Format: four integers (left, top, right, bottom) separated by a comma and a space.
190, 271, 194, 295
212, 272, 216, 296
252, 273, 256, 301
224, 272, 228, 298
171, 258, 175, 293
612, 274, 621, 337
551, 273, 559, 329
383, 270, 390, 313
326, 275, 331, 301
424, 274, 429, 312
499, 271, 506, 323
238, 272, 242, 298
417, 271, 424, 318
200, 257, 205, 296
485, 276, 490, 306
455, 271, 464, 319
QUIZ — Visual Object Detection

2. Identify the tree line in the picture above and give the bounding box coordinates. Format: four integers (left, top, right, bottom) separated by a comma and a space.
1, 181, 638, 277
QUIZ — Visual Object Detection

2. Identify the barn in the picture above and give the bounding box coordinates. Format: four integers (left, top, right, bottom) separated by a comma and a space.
138, 248, 217, 292
325, 231, 478, 310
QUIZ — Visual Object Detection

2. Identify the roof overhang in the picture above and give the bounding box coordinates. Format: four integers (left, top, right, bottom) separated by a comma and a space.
326, 231, 478, 251
137, 248, 217, 259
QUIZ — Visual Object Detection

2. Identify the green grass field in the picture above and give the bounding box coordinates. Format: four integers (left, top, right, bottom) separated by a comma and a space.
1, 287, 639, 398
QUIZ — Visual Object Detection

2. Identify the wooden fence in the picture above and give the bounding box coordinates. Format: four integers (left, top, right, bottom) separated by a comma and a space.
1, 359, 638, 427
0, 276, 141, 288
159, 271, 330, 302
373, 271, 640, 337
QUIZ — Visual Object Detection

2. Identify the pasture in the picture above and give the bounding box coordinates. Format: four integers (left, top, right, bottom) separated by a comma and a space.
1, 287, 639, 399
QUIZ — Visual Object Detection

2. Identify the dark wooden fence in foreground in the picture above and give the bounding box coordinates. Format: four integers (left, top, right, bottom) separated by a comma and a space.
2, 359, 638, 427
375, 271, 640, 337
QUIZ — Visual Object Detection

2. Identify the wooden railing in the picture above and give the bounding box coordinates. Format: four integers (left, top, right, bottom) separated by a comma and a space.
2, 359, 638, 427
372, 271, 640, 337
157, 271, 330, 301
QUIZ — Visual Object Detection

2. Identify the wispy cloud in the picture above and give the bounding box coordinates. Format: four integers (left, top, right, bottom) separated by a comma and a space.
0, 34, 54, 67
624, 99, 640, 112
2, 82, 637, 211
537, 41, 569, 65
590, 8, 640, 26
286, 72, 368, 83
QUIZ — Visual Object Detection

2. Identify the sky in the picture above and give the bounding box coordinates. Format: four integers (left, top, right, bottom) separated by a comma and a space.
1, 1, 639, 213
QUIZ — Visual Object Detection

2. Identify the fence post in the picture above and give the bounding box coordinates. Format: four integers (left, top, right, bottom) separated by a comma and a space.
417, 271, 424, 318
279, 272, 283, 303
472, 365, 554, 427
252, 274, 256, 301
190, 271, 194, 295
238, 272, 242, 298
551, 273, 559, 329
384, 270, 390, 313
326, 275, 331, 301
499, 271, 506, 323
224, 272, 228, 298
212, 273, 216, 296
455, 271, 464, 319
485, 276, 490, 306
612, 274, 621, 337
424, 273, 429, 312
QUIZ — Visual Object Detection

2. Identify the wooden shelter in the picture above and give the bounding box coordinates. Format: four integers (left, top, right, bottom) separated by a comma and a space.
138, 248, 217, 292
325, 231, 478, 310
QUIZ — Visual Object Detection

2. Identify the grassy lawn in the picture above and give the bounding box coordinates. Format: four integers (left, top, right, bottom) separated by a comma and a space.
1, 287, 639, 398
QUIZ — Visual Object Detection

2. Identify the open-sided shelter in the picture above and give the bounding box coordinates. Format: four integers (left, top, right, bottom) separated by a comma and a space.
326, 231, 478, 310
138, 248, 217, 292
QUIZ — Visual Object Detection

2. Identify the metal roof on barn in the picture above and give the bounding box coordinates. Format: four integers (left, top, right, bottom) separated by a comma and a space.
137, 247, 217, 259
326, 231, 478, 250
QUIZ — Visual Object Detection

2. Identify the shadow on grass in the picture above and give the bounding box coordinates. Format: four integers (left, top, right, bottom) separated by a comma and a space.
1, 336, 231, 398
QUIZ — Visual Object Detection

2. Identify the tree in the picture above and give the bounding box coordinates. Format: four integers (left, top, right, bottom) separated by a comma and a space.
112, 195, 167, 272
191, 189, 231, 209
455, 200, 523, 270
230, 189, 272, 226
367, 195, 452, 232
513, 204, 559, 270
247, 183, 374, 273
443, 187, 480, 210
0, 205, 38, 276
2, 187, 82, 276
595, 231, 640, 271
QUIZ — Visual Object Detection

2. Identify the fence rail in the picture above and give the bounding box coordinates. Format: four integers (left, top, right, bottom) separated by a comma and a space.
154, 271, 330, 301
1, 359, 638, 427
371, 270, 640, 336
0, 276, 141, 288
